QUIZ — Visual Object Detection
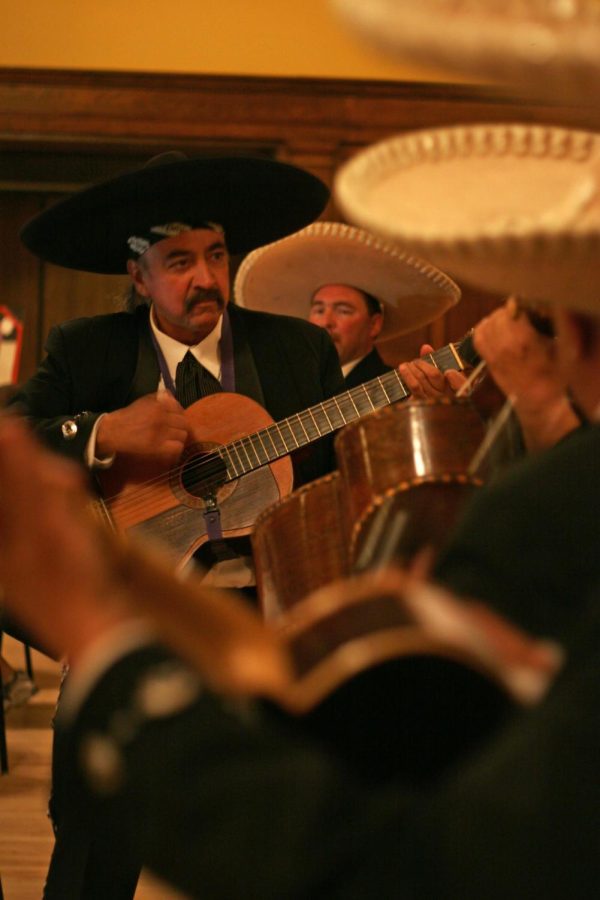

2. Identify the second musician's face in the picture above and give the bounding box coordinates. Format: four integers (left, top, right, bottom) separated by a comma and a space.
309, 284, 383, 366
128, 229, 230, 345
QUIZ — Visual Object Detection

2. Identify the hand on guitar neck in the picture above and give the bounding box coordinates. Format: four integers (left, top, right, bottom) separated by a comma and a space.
398, 344, 469, 399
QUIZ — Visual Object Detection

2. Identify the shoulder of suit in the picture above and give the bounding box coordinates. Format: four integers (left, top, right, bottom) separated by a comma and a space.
75, 646, 206, 796
466, 419, 595, 514
230, 304, 327, 342
54, 307, 146, 341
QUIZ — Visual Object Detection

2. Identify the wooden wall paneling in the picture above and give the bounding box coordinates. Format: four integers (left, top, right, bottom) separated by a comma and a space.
41, 265, 130, 370
1, 69, 599, 151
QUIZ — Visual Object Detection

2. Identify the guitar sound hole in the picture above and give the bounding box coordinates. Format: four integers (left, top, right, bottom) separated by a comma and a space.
181, 451, 228, 499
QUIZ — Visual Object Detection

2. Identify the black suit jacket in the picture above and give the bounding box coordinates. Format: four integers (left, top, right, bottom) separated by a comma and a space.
343, 347, 392, 389
10, 303, 344, 487
435, 422, 600, 639
60, 591, 600, 900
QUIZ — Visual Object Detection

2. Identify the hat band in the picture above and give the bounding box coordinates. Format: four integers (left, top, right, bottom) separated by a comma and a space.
127, 220, 224, 258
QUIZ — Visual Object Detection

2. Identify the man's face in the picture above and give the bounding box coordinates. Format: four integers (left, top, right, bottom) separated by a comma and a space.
309, 284, 383, 365
128, 228, 230, 344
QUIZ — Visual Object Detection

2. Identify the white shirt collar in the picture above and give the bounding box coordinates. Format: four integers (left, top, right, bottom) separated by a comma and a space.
341, 354, 367, 379
149, 305, 223, 383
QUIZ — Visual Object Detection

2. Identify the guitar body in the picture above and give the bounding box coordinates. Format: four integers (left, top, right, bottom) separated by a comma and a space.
95, 335, 476, 567
96, 393, 293, 565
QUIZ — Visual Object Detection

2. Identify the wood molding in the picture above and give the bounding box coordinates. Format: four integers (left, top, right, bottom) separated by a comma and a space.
1, 66, 599, 163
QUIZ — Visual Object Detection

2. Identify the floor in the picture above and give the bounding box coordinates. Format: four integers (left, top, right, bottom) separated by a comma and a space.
0, 636, 186, 900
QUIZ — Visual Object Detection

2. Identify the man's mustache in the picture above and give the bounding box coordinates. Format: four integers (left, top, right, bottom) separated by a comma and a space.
186, 288, 225, 311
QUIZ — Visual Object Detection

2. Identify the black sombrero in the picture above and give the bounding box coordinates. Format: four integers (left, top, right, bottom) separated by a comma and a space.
20, 154, 330, 274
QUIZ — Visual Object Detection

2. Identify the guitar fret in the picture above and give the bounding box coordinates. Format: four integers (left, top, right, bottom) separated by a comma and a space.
346, 391, 361, 418
235, 439, 253, 472
263, 428, 280, 457
299, 409, 320, 441
315, 403, 334, 432
255, 430, 271, 462
285, 419, 301, 448
265, 424, 287, 459
367, 375, 394, 406
292, 414, 310, 443
223, 443, 241, 477
363, 388, 375, 410
285, 419, 301, 447
308, 408, 323, 436
353, 387, 376, 416
342, 391, 364, 419
274, 420, 298, 451
327, 396, 348, 426
230, 440, 247, 473
332, 397, 350, 428
387, 371, 409, 402
377, 378, 392, 404
256, 435, 271, 465
244, 435, 266, 469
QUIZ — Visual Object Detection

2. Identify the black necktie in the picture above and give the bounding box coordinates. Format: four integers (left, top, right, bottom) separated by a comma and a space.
175, 351, 222, 408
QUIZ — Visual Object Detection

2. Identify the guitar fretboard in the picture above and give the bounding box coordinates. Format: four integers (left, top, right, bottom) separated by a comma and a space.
218, 335, 475, 482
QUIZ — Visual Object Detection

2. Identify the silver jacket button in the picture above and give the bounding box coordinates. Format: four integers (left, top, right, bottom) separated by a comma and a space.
61, 419, 78, 440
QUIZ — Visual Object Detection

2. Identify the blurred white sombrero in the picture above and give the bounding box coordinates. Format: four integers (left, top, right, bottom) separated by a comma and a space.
234, 221, 460, 339
331, 0, 600, 106
335, 123, 600, 311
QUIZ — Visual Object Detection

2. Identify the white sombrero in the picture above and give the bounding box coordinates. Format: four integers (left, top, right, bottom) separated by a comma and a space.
335, 123, 600, 312
234, 222, 460, 339
331, 0, 600, 106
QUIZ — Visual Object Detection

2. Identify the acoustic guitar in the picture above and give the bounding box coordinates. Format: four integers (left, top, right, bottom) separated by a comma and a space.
94, 335, 478, 565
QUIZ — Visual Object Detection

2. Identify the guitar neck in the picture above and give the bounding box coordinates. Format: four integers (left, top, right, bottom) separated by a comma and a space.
219, 334, 477, 482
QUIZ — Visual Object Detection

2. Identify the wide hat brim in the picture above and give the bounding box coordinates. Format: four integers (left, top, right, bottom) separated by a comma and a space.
234, 222, 460, 339
20, 156, 330, 274
335, 123, 600, 313
331, 0, 600, 107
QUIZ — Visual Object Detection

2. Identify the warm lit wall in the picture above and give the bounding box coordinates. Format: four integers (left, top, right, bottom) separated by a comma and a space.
1, 0, 475, 82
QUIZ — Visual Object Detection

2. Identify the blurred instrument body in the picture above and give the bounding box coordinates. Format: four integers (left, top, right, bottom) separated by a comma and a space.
253, 398, 500, 619
336, 398, 488, 564
253, 471, 351, 620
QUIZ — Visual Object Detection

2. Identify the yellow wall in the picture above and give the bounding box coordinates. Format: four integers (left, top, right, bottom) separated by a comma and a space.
0, 0, 470, 82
